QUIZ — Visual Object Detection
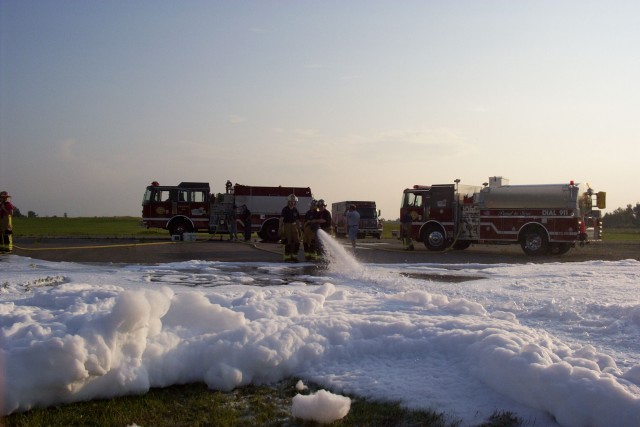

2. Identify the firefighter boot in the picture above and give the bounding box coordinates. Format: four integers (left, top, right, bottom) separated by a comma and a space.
283, 240, 293, 262
403, 237, 414, 251
291, 242, 300, 262
303, 242, 314, 261
0, 230, 11, 253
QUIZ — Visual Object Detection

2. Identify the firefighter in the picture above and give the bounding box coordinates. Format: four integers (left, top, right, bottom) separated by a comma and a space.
400, 211, 414, 250
240, 204, 252, 241
315, 199, 332, 259
279, 194, 302, 262
302, 199, 319, 260
227, 205, 238, 242
0, 191, 15, 253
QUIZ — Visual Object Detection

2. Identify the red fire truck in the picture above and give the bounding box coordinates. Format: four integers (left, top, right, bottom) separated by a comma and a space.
141, 181, 313, 242
400, 177, 606, 255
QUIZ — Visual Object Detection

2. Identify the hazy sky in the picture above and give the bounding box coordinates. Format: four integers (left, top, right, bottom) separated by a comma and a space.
1, 1, 638, 218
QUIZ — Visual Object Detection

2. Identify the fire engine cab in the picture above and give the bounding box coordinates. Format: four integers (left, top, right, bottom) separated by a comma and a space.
141, 181, 313, 242
400, 177, 606, 256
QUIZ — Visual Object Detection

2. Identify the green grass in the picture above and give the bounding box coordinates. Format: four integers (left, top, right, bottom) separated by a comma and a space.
13, 217, 401, 240
12, 216, 166, 237
603, 228, 640, 241
381, 220, 400, 239
2, 380, 492, 427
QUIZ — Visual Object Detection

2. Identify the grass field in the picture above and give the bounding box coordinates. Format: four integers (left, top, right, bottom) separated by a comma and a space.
603, 227, 640, 241
12, 217, 403, 240
12, 216, 166, 237
3, 380, 479, 427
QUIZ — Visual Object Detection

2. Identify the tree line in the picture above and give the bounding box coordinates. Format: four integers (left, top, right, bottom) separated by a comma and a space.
603, 203, 640, 228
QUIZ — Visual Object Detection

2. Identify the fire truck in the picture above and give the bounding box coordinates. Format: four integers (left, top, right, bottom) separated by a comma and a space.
400, 177, 606, 256
141, 181, 313, 242
332, 201, 383, 239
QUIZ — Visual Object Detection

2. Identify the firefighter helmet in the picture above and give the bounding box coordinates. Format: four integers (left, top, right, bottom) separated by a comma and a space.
317, 199, 326, 207
287, 194, 298, 202
0, 191, 10, 198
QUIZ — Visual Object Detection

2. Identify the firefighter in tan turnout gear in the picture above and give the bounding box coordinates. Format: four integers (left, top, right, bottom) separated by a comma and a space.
302, 199, 320, 261
279, 194, 302, 262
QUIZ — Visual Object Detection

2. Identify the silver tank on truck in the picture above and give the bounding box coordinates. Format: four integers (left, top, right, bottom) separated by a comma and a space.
477, 177, 594, 214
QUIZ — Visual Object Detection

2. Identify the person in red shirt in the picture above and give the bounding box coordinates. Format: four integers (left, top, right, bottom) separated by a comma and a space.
0, 191, 15, 252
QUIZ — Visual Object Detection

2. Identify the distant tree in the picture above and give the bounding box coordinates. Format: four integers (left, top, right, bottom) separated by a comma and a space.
27, 210, 38, 218
603, 203, 640, 228
13, 207, 24, 218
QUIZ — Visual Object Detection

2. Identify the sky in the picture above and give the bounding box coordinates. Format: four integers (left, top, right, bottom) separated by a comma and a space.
2, 233, 640, 426
1, 1, 639, 219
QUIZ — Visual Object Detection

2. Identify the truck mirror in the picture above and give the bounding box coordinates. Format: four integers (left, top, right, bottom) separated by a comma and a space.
596, 191, 606, 209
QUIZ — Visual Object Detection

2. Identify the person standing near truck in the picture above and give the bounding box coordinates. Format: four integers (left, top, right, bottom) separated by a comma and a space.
400, 211, 414, 251
280, 194, 302, 262
227, 206, 238, 242
346, 204, 360, 250
240, 204, 252, 241
0, 191, 15, 253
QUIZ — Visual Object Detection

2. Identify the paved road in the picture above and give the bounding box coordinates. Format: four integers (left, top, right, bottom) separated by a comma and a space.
10, 236, 639, 265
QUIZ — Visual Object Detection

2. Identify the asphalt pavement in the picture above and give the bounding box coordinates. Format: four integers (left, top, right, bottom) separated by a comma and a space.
8, 236, 638, 265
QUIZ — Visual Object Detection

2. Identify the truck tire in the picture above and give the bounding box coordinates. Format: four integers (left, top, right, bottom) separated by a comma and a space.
452, 240, 471, 250
423, 225, 448, 251
169, 220, 192, 239
261, 218, 281, 243
549, 242, 572, 255
520, 227, 549, 256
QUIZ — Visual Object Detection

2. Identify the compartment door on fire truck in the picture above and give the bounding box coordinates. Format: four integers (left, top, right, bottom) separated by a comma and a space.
186, 189, 210, 231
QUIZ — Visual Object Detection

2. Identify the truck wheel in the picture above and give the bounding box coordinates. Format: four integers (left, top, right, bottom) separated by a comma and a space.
262, 219, 280, 243
452, 240, 471, 250
549, 242, 572, 255
169, 220, 192, 239
423, 225, 448, 251
520, 228, 549, 256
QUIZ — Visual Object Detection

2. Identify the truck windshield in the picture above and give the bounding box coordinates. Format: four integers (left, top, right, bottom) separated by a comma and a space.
402, 192, 422, 208
142, 188, 169, 204
358, 208, 378, 219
